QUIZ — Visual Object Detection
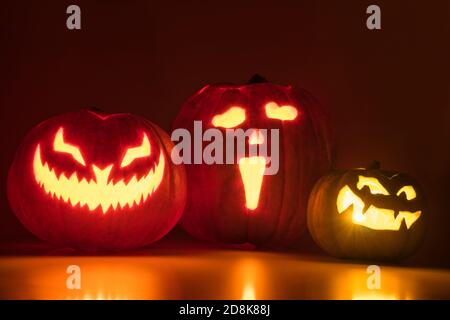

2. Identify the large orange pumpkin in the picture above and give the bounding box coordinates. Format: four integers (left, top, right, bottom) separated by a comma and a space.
8, 109, 186, 251
172, 75, 333, 246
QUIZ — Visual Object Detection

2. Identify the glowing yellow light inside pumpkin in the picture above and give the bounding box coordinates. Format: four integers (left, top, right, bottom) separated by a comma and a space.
120, 133, 151, 168
353, 211, 364, 223
337, 185, 365, 216
33, 145, 165, 213
249, 129, 264, 145
54, 127, 86, 166
238, 156, 266, 210
336, 185, 421, 230
356, 176, 389, 195
265, 102, 298, 121
396, 186, 416, 200
212, 107, 246, 128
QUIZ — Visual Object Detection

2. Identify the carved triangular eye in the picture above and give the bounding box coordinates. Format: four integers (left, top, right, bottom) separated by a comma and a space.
397, 186, 416, 200
265, 102, 298, 120
53, 127, 86, 166
212, 107, 246, 128
120, 133, 151, 168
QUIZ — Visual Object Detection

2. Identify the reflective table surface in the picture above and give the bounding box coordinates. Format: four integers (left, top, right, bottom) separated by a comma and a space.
1, 243, 449, 300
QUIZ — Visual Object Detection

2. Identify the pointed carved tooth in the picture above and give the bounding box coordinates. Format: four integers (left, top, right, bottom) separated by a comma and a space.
128, 176, 138, 186
399, 218, 408, 231
127, 196, 134, 208
361, 202, 369, 215
100, 203, 111, 214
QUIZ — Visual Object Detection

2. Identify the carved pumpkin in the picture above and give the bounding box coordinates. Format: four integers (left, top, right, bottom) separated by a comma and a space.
307, 162, 426, 261
8, 109, 186, 251
173, 75, 333, 246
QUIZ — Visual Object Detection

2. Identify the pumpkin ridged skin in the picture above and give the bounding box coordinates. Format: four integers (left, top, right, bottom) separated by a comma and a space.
8, 110, 186, 251
173, 80, 333, 247
307, 168, 427, 261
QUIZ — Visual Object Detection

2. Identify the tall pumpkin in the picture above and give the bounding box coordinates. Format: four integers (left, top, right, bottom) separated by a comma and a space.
173, 75, 333, 246
8, 109, 186, 251
307, 162, 427, 261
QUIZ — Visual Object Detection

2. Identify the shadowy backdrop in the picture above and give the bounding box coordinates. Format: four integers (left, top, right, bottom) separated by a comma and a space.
1, 1, 448, 266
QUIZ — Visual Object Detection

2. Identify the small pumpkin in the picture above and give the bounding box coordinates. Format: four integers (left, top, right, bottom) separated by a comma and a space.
8, 109, 186, 251
173, 75, 333, 246
307, 161, 426, 261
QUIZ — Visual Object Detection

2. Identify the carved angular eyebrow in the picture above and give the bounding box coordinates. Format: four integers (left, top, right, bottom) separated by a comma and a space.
265, 102, 298, 120
212, 107, 246, 128
53, 127, 86, 166
357, 175, 390, 195
120, 133, 151, 168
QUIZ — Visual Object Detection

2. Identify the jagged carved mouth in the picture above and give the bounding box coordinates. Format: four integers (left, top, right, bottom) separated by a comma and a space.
33, 145, 165, 214
337, 186, 421, 231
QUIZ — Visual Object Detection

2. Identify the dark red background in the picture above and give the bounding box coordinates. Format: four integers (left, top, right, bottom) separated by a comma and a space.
1, 1, 448, 266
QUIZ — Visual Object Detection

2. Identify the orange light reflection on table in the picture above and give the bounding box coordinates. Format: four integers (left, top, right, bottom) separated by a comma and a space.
230, 259, 267, 300
1, 251, 449, 300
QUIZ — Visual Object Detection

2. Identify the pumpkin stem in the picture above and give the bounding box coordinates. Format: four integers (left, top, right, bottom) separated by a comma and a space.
86, 107, 109, 119
367, 160, 381, 170
246, 74, 268, 84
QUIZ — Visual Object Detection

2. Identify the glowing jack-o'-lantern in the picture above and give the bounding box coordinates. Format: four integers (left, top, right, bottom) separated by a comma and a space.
8, 109, 186, 251
173, 75, 333, 246
307, 162, 427, 261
